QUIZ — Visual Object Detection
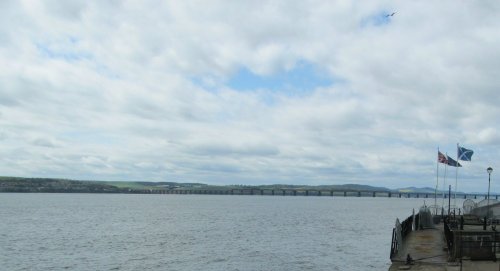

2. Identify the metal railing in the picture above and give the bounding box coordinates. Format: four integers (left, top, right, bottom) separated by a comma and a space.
444, 217, 454, 252
455, 231, 499, 260
390, 213, 420, 259
444, 215, 500, 261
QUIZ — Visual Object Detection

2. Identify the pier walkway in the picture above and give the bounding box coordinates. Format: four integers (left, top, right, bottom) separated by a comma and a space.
389, 217, 500, 271
390, 224, 449, 270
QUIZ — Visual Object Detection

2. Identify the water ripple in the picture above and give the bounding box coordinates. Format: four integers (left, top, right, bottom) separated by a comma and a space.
0, 194, 437, 271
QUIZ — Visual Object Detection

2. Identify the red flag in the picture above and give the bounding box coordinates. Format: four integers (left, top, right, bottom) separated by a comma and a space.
438, 151, 448, 164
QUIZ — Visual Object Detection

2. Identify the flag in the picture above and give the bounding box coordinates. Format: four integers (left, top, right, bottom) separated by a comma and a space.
446, 155, 462, 167
438, 151, 448, 164
458, 146, 474, 161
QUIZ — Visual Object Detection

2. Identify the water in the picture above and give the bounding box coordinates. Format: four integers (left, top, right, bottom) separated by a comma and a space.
1, 194, 438, 270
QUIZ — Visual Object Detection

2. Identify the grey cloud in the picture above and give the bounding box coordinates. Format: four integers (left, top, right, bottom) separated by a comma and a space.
189, 143, 280, 157
31, 137, 58, 148
42, 0, 88, 21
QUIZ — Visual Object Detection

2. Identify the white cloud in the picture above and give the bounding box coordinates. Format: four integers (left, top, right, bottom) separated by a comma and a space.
0, 1, 499, 191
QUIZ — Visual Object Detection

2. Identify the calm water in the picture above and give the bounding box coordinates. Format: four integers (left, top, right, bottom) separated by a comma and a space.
1, 194, 443, 270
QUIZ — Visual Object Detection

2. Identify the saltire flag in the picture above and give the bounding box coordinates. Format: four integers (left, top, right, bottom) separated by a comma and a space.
446, 155, 462, 167
438, 151, 448, 164
458, 146, 474, 161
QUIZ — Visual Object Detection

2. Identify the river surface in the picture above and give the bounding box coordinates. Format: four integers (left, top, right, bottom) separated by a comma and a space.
0, 194, 457, 271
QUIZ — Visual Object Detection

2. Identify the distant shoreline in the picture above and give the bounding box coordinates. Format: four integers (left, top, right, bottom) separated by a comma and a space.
0, 176, 391, 194
0, 176, 491, 197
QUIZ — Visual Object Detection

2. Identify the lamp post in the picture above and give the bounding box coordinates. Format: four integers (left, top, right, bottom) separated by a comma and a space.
487, 167, 493, 219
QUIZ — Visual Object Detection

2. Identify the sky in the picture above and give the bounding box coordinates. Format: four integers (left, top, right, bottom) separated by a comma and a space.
1, 1, 500, 192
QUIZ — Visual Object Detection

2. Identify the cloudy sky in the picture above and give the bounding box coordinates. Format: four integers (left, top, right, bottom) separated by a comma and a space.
1, 1, 500, 191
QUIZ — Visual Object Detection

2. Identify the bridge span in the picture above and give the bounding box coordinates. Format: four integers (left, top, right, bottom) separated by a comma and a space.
129, 189, 495, 199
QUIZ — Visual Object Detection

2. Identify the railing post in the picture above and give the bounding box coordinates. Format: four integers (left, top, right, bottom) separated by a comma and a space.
494, 231, 497, 261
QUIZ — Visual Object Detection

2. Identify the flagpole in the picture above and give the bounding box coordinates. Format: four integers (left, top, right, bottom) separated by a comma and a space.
454, 143, 459, 209
435, 147, 440, 215
442, 155, 448, 209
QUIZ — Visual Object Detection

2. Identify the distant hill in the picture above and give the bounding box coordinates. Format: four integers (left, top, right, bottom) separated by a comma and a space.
0, 177, 207, 193
395, 186, 468, 194
396, 186, 437, 193
332, 183, 391, 191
